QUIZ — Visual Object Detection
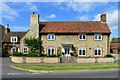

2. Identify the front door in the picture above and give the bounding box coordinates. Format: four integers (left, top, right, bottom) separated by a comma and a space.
65, 48, 70, 56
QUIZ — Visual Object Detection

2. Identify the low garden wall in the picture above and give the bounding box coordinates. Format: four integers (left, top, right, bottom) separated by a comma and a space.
11, 56, 115, 63
11, 56, 60, 63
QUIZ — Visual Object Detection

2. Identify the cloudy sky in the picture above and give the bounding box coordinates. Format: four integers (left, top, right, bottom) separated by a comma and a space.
1, 2, 118, 39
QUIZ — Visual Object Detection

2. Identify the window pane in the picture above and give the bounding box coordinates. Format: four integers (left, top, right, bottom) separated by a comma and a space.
98, 50, 101, 55
95, 49, 97, 55
95, 35, 97, 39
52, 49, 54, 55
99, 35, 101, 39
52, 34, 54, 39
79, 35, 82, 39
83, 35, 85, 39
79, 50, 82, 55
48, 49, 50, 54
48, 35, 50, 39
83, 50, 85, 55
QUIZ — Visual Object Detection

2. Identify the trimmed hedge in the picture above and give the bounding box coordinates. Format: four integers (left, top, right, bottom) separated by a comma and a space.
104, 54, 113, 57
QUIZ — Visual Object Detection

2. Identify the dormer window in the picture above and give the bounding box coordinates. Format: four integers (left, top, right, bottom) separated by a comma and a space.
47, 34, 55, 40
94, 34, 102, 40
11, 36, 18, 43
79, 33, 86, 40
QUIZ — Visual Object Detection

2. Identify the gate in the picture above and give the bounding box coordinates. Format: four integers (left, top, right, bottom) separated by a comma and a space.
60, 56, 76, 63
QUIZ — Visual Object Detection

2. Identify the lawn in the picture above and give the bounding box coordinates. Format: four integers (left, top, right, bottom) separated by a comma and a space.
14, 64, 119, 70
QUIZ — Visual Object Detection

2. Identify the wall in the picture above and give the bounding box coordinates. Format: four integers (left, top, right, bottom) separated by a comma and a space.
41, 34, 109, 57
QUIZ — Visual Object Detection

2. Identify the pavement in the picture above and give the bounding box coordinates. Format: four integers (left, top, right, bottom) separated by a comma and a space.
1, 57, 120, 78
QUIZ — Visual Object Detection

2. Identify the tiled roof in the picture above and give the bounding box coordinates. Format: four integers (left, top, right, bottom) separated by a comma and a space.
39, 21, 111, 33
3, 32, 27, 42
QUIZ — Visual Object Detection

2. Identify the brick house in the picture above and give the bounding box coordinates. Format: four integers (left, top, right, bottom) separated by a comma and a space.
3, 13, 111, 57
0, 24, 5, 56
110, 37, 120, 54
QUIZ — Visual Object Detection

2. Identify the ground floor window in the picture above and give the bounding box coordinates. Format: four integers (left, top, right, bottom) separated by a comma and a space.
48, 47, 55, 55
94, 48, 102, 56
23, 47, 28, 54
11, 47, 16, 53
78, 48, 86, 56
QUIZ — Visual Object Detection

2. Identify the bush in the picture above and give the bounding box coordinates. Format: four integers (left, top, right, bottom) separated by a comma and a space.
57, 53, 62, 57
48, 54, 57, 57
40, 53, 47, 57
27, 52, 39, 57
2, 49, 9, 57
70, 51, 77, 57
12, 52, 23, 56
104, 54, 113, 57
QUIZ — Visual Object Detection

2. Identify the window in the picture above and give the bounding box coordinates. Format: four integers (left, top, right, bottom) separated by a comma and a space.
23, 47, 28, 54
79, 33, 86, 40
94, 48, 102, 56
78, 48, 86, 56
94, 34, 102, 40
11, 36, 18, 42
47, 34, 55, 40
11, 47, 16, 53
48, 47, 55, 55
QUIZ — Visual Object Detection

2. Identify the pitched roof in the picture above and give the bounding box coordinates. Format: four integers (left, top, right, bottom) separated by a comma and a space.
111, 37, 120, 43
3, 32, 27, 42
39, 21, 111, 33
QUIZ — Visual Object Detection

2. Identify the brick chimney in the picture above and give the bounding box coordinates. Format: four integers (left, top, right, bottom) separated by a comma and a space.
5, 24, 10, 34
100, 14, 106, 23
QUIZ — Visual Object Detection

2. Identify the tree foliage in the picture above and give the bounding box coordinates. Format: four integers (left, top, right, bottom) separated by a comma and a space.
24, 37, 44, 53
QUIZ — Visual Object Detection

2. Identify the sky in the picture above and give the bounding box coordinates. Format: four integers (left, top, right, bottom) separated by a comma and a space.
0, 2, 119, 39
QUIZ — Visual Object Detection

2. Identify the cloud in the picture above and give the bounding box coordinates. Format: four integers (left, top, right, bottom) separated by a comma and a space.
0, 2, 19, 21
47, 14, 56, 19
77, 15, 89, 21
93, 10, 118, 33
26, 2, 38, 11
1, 2, 19, 17
11, 26, 29, 31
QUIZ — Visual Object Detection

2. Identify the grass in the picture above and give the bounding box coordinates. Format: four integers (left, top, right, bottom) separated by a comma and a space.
14, 64, 119, 70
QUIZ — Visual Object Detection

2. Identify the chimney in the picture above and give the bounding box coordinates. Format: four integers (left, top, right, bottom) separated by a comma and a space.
30, 12, 40, 38
5, 24, 10, 34
100, 14, 106, 23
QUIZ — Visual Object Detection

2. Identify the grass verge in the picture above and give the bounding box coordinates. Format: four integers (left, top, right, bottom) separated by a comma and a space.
13, 64, 119, 70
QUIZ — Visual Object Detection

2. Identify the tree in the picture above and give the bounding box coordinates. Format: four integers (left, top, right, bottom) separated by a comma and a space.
111, 37, 115, 42
24, 37, 44, 53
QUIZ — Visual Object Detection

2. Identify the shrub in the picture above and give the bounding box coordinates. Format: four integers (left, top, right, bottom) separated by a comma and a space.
2, 49, 9, 57
12, 52, 23, 56
57, 53, 62, 57
40, 53, 47, 57
104, 54, 113, 57
70, 51, 77, 57
27, 52, 39, 57
48, 54, 57, 57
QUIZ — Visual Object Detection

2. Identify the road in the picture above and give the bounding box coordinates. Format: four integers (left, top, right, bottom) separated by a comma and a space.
1, 57, 119, 78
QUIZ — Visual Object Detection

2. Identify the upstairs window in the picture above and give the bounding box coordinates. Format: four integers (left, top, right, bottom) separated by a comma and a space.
47, 34, 55, 40
78, 48, 86, 56
23, 47, 28, 54
79, 33, 86, 40
11, 36, 18, 43
94, 48, 102, 56
94, 34, 102, 40
48, 47, 55, 55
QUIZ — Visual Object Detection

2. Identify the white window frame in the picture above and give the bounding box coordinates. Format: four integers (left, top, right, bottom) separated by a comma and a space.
11, 36, 18, 43
94, 48, 102, 56
11, 47, 16, 53
79, 33, 86, 40
47, 34, 55, 40
47, 47, 55, 55
23, 46, 28, 54
78, 48, 86, 56
94, 34, 102, 40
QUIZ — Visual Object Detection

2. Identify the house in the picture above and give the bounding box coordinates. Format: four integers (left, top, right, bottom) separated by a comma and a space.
0, 24, 5, 56
110, 37, 120, 54
3, 12, 111, 57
